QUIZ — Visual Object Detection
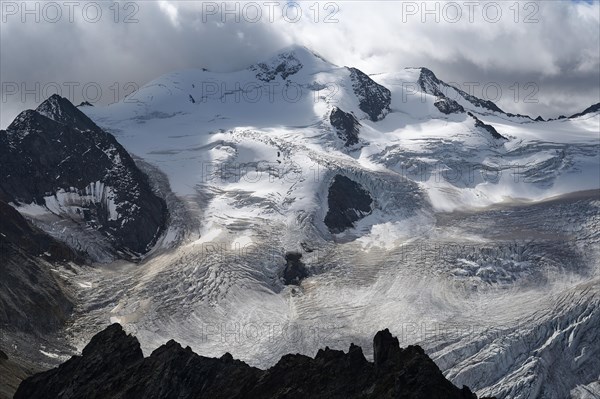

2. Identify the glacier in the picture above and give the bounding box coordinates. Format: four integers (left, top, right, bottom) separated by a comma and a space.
6, 45, 600, 398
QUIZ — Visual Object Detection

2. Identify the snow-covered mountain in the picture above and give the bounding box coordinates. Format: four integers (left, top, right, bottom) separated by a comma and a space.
0, 95, 168, 261
2, 45, 599, 399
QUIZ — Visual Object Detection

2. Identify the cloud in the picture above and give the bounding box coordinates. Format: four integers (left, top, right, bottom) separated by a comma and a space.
1, 1, 598, 127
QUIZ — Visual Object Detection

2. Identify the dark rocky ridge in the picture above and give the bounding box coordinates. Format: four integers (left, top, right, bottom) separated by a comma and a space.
348, 67, 392, 121
418, 68, 504, 114
330, 106, 361, 146
251, 50, 304, 82
0, 95, 168, 259
417, 68, 450, 99
418, 69, 466, 116
418, 68, 532, 120
468, 112, 507, 140
324, 175, 373, 233
15, 324, 495, 399
569, 102, 600, 119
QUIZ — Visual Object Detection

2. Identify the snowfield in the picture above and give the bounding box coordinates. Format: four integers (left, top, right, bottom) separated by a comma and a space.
21, 46, 600, 398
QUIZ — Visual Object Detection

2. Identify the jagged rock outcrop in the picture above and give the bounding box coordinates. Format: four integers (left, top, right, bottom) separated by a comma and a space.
569, 102, 600, 119
324, 175, 373, 233
280, 252, 309, 285
434, 98, 465, 114
417, 68, 533, 120
250, 50, 304, 82
467, 112, 507, 140
0, 95, 168, 259
14, 324, 495, 399
373, 328, 402, 367
417, 67, 446, 98
330, 107, 361, 146
418, 68, 505, 115
348, 67, 392, 121
0, 200, 80, 333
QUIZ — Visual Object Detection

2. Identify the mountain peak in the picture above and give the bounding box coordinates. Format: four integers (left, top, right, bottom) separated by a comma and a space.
273, 44, 332, 64
36, 94, 100, 131
417, 67, 440, 81
81, 323, 143, 362
413, 67, 512, 116
6, 109, 60, 134
249, 45, 334, 82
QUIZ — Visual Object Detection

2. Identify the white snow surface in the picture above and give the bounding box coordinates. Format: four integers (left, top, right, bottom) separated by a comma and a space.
58, 45, 600, 398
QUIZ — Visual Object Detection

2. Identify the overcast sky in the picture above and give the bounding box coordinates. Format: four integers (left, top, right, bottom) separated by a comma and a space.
1, 0, 599, 128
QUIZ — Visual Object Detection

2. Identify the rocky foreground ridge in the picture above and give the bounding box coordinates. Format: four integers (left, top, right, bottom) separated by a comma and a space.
15, 324, 495, 399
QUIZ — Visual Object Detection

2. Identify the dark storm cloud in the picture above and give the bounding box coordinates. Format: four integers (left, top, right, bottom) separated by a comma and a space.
1, 1, 598, 127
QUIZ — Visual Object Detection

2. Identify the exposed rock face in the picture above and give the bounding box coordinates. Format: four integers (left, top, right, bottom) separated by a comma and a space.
324, 175, 373, 234
251, 50, 304, 82
280, 252, 309, 285
373, 328, 402, 367
14, 324, 495, 399
348, 67, 392, 121
415, 68, 537, 119
36, 94, 99, 131
0, 200, 80, 333
14, 325, 145, 399
330, 107, 361, 146
418, 68, 505, 114
434, 98, 465, 114
418, 69, 465, 116
417, 67, 446, 98
468, 112, 507, 140
0, 95, 168, 258
569, 102, 600, 119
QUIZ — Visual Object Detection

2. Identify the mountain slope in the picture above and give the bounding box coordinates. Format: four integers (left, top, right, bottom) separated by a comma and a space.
0, 200, 80, 334
0, 95, 168, 260
0, 199, 83, 399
